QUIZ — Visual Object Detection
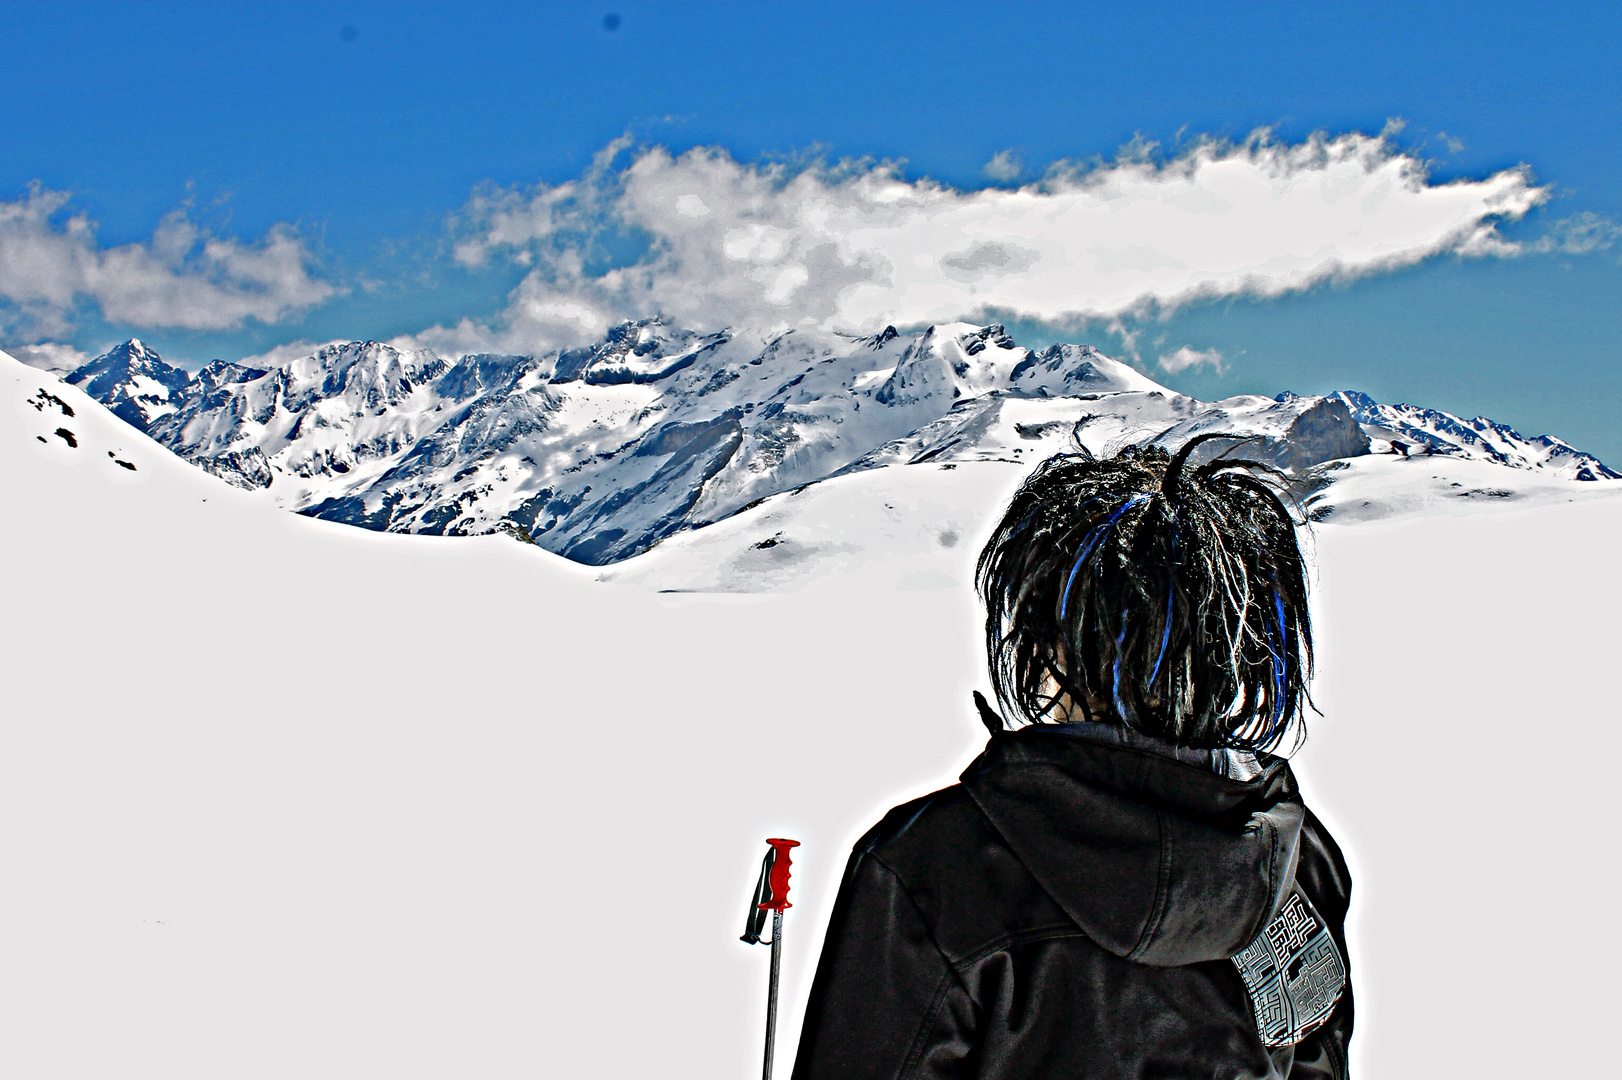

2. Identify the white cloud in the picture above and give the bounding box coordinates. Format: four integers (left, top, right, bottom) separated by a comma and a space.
425, 129, 1547, 355
0, 185, 338, 336
236, 339, 352, 370
449, 134, 633, 270
388, 316, 534, 359
982, 149, 1023, 181
1531, 211, 1622, 255
1159, 346, 1225, 374
5, 341, 92, 374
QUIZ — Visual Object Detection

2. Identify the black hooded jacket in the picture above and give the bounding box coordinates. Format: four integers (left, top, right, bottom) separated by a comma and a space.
791, 724, 1352, 1079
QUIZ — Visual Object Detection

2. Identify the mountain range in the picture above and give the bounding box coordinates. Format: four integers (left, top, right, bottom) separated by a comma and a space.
53, 322, 1618, 564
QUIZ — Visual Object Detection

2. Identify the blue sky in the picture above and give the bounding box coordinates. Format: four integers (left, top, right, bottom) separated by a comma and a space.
4, 1, 1619, 461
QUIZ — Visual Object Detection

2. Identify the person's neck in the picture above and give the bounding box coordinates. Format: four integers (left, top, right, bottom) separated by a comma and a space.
1041, 690, 1263, 781
1045, 688, 1116, 724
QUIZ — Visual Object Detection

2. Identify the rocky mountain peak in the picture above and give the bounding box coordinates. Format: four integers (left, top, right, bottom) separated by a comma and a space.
65, 338, 193, 429
61, 326, 1618, 564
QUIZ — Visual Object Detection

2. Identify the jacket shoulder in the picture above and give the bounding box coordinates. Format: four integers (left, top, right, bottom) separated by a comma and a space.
855, 783, 981, 859
851, 782, 1077, 966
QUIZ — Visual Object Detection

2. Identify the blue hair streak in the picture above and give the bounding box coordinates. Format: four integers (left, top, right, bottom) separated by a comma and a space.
1111, 621, 1131, 722
1059, 494, 1149, 621
1148, 540, 1178, 687
1268, 589, 1288, 726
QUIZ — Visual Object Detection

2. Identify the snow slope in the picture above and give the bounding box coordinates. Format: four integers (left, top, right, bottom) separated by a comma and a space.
597, 449, 1622, 593
5, 347, 1621, 1078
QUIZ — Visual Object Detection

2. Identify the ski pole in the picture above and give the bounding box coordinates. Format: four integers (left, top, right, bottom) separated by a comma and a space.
741, 838, 800, 1080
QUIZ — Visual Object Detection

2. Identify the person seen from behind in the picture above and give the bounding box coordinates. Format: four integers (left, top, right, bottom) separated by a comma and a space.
792, 434, 1353, 1079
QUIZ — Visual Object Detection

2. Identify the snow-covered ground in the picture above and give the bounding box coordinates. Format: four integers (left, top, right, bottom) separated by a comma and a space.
4, 349, 1619, 1078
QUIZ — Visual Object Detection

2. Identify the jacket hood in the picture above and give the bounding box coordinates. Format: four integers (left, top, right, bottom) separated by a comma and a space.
960, 724, 1304, 967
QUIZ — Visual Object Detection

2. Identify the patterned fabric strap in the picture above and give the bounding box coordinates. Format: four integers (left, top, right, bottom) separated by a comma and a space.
1231, 888, 1346, 1047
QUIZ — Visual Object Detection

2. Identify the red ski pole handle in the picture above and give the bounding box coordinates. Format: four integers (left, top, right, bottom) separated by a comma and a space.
758, 838, 801, 911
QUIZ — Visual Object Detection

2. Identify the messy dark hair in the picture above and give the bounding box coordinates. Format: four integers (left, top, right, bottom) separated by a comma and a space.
975, 434, 1313, 752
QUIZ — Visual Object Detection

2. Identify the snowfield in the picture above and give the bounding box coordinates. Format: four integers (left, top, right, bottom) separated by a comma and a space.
3, 348, 1619, 1078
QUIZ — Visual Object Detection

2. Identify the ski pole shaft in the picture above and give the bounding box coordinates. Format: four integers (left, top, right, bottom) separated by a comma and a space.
754, 838, 799, 1080
764, 907, 784, 1080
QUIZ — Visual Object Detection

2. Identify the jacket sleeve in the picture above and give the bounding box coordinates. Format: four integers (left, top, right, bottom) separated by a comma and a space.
1287, 808, 1355, 1080
791, 847, 977, 1080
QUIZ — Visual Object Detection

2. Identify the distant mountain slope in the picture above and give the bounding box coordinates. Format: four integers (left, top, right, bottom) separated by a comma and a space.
56, 322, 1618, 564
1328, 391, 1618, 481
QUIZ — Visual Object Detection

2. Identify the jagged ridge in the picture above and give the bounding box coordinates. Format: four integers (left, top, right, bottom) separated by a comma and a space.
58, 322, 1615, 564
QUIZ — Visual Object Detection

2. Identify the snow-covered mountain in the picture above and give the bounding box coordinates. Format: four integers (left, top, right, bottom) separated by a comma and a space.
56, 322, 1617, 563
1327, 390, 1618, 481
64, 339, 194, 430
